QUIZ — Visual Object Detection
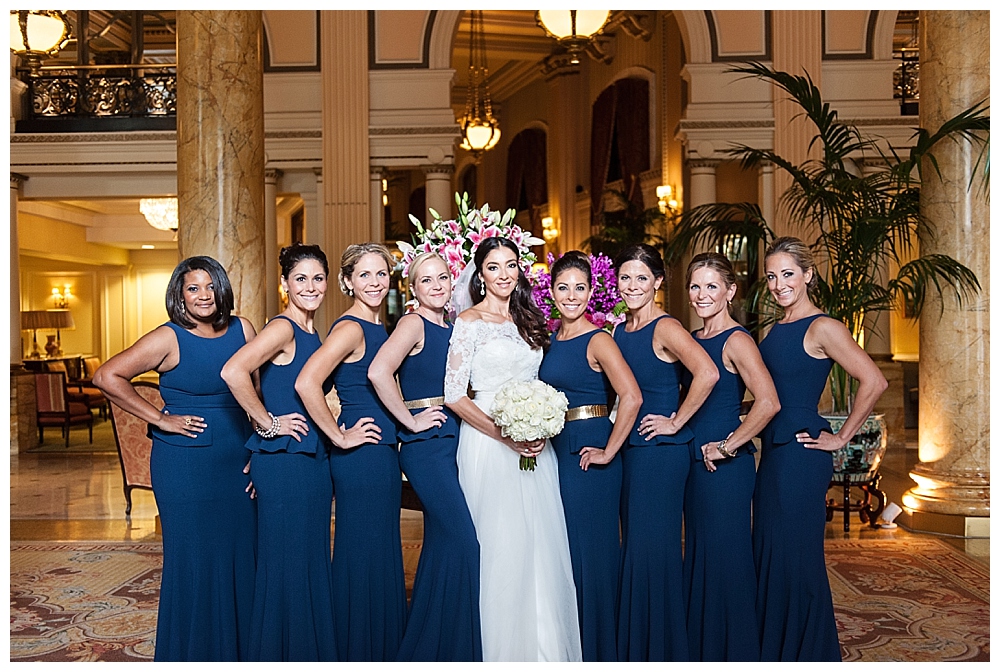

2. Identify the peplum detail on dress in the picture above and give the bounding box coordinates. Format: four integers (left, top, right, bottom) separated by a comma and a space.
245, 429, 326, 455
760, 406, 833, 447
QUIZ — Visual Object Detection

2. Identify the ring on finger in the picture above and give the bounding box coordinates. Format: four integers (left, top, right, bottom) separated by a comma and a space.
184, 418, 192, 426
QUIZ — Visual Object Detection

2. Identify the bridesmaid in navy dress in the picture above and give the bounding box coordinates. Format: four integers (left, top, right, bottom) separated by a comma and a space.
680, 252, 779, 661
296, 243, 405, 662
221, 243, 337, 661
93, 256, 257, 660
754, 237, 887, 661
611, 244, 719, 662
368, 252, 483, 661
539, 251, 642, 662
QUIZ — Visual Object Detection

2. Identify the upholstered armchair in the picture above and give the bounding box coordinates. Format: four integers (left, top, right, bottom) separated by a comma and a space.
108, 381, 159, 516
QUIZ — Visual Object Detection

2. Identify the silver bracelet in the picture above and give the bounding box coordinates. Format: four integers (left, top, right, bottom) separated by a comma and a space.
255, 412, 280, 439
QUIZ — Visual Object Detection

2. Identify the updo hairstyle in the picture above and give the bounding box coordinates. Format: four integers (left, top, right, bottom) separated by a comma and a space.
279, 242, 329, 278
550, 250, 592, 287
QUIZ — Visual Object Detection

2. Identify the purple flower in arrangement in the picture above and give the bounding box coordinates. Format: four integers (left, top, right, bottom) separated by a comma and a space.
527, 252, 627, 332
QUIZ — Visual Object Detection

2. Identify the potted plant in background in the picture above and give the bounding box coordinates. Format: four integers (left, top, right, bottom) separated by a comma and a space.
664, 62, 989, 525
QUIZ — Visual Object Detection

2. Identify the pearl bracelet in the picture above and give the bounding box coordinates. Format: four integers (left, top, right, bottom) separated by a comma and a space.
255, 412, 280, 439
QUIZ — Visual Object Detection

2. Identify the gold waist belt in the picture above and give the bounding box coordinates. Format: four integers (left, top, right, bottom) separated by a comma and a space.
565, 404, 609, 422
403, 395, 445, 410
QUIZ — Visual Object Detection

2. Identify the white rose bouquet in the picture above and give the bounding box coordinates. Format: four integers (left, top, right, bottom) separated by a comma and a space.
490, 379, 569, 472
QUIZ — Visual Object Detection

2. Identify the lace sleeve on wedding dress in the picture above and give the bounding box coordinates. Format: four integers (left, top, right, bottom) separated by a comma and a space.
444, 317, 477, 404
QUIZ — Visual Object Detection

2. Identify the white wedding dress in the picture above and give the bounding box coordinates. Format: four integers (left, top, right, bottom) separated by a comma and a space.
444, 317, 582, 662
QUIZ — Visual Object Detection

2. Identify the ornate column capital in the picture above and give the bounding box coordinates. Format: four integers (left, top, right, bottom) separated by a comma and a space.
10, 172, 27, 190
688, 158, 720, 171
264, 167, 282, 185
421, 164, 455, 178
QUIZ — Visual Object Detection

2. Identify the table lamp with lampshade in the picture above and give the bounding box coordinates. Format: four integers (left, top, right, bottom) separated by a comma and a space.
43, 309, 75, 356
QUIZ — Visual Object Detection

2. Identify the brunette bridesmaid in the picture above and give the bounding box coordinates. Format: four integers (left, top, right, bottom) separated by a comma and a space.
368, 252, 483, 661
611, 244, 718, 662
681, 252, 779, 661
221, 243, 337, 661
94, 256, 256, 661
754, 237, 887, 661
295, 243, 405, 662
539, 251, 642, 662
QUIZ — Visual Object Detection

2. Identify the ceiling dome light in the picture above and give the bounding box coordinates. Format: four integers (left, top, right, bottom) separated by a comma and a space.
139, 197, 179, 232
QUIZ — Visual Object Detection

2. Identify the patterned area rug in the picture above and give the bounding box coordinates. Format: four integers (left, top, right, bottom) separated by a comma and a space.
9, 537, 989, 662
828, 537, 989, 661
10, 542, 161, 661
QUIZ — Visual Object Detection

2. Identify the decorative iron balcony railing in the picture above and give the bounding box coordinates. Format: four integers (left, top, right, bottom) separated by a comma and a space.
16, 63, 176, 133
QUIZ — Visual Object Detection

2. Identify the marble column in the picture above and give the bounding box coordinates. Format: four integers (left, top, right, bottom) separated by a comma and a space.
905, 10, 990, 537
321, 10, 370, 319
543, 54, 582, 253
176, 10, 266, 330
771, 10, 822, 239
423, 165, 454, 226
10, 172, 36, 453
264, 167, 281, 320
370, 167, 386, 244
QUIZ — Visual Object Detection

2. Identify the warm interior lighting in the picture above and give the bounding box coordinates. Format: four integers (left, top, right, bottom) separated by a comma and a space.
536, 10, 611, 64
382, 194, 388, 206
9, 10, 68, 53
458, 10, 501, 161
51, 284, 73, 309
20, 310, 49, 358
9, 10, 70, 76
382, 178, 388, 192
542, 216, 560, 243
460, 121, 501, 153
140, 197, 179, 232
656, 184, 680, 213
141, 244, 155, 249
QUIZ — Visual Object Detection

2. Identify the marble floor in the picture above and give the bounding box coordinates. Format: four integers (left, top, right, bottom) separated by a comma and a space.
9, 417, 988, 563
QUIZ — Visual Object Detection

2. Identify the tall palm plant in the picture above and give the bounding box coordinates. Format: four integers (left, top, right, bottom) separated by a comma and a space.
664, 62, 989, 412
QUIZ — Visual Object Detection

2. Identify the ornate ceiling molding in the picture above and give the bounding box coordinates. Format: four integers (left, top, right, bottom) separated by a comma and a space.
369, 126, 459, 136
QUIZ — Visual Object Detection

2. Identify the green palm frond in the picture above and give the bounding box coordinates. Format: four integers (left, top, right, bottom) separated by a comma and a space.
887, 254, 982, 317
663, 202, 772, 267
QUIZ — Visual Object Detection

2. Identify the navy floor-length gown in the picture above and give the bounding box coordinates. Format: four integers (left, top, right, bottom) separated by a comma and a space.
395, 315, 483, 662
245, 315, 337, 661
613, 315, 692, 662
682, 326, 760, 661
326, 315, 406, 662
754, 314, 841, 661
539, 329, 621, 662
150, 317, 256, 661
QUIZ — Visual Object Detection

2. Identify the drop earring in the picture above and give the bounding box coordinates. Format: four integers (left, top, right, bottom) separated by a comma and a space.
480, 283, 486, 296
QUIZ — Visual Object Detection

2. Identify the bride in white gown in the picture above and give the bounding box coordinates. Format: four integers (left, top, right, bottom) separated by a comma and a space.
444, 237, 582, 662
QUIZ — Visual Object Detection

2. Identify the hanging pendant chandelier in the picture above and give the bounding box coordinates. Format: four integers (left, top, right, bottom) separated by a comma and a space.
458, 10, 500, 162
9, 10, 71, 76
536, 10, 611, 65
